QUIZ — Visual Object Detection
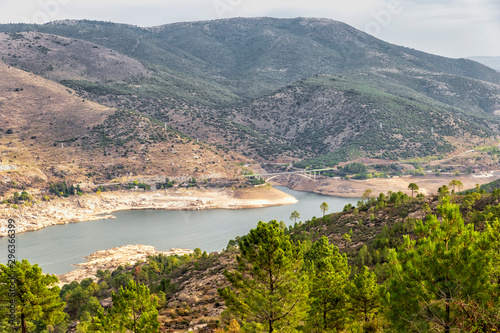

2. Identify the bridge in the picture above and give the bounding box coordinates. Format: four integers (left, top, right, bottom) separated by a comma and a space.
243, 168, 337, 182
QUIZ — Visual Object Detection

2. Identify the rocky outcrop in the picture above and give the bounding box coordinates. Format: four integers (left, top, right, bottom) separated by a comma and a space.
57, 245, 193, 285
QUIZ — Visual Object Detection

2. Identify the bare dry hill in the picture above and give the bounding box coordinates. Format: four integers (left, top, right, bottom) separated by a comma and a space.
0, 61, 242, 197
0, 31, 149, 82
0, 60, 113, 141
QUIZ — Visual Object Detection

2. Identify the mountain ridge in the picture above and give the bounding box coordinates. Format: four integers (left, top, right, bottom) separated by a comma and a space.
0, 17, 499, 165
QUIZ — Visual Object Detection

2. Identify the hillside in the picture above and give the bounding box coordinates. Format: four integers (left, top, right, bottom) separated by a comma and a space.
468, 56, 500, 72
73, 74, 499, 164
227, 75, 496, 164
1, 18, 499, 104
0, 61, 242, 197
20, 187, 500, 332
0, 18, 499, 164
151, 17, 500, 107
0, 31, 150, 83
58, 74, 500, 163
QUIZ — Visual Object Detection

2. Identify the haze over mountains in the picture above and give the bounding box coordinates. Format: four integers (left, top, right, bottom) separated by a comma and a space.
468, 56, 500, 72
0, 17, 499, 172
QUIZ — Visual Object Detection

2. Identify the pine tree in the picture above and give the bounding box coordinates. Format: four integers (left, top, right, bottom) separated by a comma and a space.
305, 236, 350, 332
348, 266, 379, 322
0, 259, 67, 333
362, 189, 373, 202
111, 281, 159, 333
320, 202, 329, 218
438, 185, 450, 196
449, 179, 463, 193
382, 198, 495, 332
91, 280, 159, 332
407, 183, 419, 197
219, 220, 308, 332
290, 210, 300, 224
88, 307, 117, 332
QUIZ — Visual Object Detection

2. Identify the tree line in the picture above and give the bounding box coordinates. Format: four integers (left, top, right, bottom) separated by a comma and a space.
3, 184, 500, 332
218, 196, 500, 332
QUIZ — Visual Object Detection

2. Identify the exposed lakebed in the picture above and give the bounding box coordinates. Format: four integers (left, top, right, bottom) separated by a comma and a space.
1, 187, 359, 275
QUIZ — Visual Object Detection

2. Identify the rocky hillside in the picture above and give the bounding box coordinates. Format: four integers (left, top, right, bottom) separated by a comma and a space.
0, 18, 499, 164
0, 61, 242, 197
228, 75, 497, 164
0, 31, 150, 83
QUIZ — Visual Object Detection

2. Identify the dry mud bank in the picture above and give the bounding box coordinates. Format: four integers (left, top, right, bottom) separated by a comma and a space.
0, 186, 297, 237
271, 174, 500, 198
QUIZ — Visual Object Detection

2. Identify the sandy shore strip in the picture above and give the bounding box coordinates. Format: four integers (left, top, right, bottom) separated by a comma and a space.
2, 174, 499, 237
56, 245, 193, 285
273, 174, 500, 198
0, 186, 297, 237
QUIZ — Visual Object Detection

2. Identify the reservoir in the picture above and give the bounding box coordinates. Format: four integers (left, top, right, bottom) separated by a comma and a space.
1, 187, 359, 275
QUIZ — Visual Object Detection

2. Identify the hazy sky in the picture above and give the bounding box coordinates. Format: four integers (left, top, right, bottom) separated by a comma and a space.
0, 0, 498, 58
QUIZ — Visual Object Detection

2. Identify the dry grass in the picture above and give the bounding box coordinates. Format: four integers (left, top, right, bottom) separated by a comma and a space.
0, 32, 149, 82
0, 61, 244, 196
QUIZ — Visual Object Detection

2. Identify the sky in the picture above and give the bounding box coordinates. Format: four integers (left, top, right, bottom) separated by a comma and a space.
0, 0, 498, 58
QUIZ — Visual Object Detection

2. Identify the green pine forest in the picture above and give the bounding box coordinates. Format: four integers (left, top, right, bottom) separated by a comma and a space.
3, 180, 500, 332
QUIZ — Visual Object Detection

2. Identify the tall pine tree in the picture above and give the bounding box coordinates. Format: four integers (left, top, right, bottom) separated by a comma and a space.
0, 259, 67, 333
219, 220, 308, 332
90, 280, 159, 333
304, 236, 350, 332
348, 266, 379, 323
382, 198, 495, 332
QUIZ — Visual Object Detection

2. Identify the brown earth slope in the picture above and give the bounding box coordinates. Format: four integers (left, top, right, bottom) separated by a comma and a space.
0, 31, 150, 82
0, 61, 243, 197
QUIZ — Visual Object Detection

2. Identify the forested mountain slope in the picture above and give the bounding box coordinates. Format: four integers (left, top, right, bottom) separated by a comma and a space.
1, 18, 499, 164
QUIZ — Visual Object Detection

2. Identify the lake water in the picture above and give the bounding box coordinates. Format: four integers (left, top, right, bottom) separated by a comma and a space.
0, 187, 359, 275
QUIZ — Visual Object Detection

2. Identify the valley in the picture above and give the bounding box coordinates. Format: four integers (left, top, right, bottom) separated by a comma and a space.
1, 15, 500, 332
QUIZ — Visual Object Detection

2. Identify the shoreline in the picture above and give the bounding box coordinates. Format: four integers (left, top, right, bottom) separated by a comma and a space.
7, 175, 500, 285
56, 245, 194, 285
2, 173, 499, 237
0, 186, 297, 237
270, 173, 500, 198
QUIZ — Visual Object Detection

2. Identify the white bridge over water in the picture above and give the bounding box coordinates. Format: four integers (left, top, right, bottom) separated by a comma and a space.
243, 168, 337, 182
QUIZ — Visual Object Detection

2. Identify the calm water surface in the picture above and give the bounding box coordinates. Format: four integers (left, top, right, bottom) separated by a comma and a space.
1, 187, 359, 275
